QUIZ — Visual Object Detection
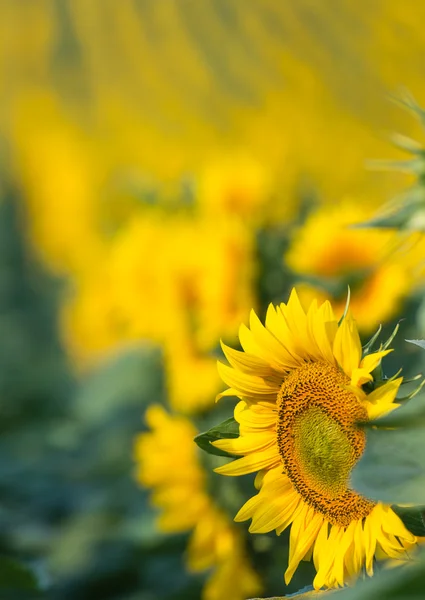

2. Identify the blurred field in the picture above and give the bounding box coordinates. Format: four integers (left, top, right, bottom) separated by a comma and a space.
1, 2, 425, 599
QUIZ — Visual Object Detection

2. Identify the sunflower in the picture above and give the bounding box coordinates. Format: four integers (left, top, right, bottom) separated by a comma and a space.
285, 201, 412, 333
134, 405, 261, 600
213, 289, 417, 590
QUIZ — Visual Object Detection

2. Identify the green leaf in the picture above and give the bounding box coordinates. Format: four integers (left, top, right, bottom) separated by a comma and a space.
352, 420, 425, 505
332, 552, 425, 599
248, 588, 316, 600
393, 507, 425, 536
194, 417, 239, 458
0, 556, 40, 593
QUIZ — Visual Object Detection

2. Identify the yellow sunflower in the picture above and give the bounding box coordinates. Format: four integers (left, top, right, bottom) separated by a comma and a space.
134, 405, 261, 600
213, 289, 417, 590
284, 201, 412, 333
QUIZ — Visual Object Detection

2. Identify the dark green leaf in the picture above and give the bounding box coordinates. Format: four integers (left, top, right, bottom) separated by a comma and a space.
0, 557, 40, 593
194, 417, 239, 458
393, 507, 425, 536
352, 423, 425, 505
332, 553, 425, 599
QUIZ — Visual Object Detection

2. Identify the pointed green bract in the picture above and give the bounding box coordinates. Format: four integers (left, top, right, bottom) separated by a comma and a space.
194, 417, 240, 458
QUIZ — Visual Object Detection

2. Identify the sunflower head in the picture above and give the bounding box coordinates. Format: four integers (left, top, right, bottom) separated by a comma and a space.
134, 405, 262, 600
285, 201, 413, 332
213, 289, 416, 589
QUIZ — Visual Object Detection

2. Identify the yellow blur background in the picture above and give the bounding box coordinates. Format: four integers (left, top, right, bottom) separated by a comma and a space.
4, 1, 425, 402
2, 3, 425, 598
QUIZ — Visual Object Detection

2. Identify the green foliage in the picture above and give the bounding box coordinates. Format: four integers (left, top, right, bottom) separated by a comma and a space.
392, 507, 425, 537
194, 417, 239, 458
0, 190, 201, 599
352, 393, 425, 505
0, 556, 42, 598
333, 552, 425, 600
354, 91, 425, 232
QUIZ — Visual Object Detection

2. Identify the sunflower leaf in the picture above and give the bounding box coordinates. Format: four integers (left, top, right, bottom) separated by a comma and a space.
393, 507, 425, 536
331, 552, 425, 599
352, 396, 425, 504
194, 417, 239, 458
0, 556, 41, 596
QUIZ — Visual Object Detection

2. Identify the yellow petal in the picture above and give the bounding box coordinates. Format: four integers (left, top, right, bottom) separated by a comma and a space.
313, 520, 329, 572
221, 341, 276, 378
380, 505, 416, 543
307, 299, 338, 364
249, 308, 300, 370
214, 446, 280, 476
250, 489, 300, 534
333, 313, 361, 378
360, 349, 393, 373
363, 510, 377, 576
234, 400, 277, 431
350, 367, 373, 387
264, 303, 304, 365
281, 289, 315, 358
313, 525, 344, 589
363, 378, 402, 419
217, 361, 280, 399
212, 432, 276, 455
285, 507, 323, 583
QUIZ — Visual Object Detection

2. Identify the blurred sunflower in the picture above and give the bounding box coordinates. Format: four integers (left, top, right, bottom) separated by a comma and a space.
198, 153, 272, 222
285, 202, 413, 332
214, 289, 416, 589
134, 405, 262, 600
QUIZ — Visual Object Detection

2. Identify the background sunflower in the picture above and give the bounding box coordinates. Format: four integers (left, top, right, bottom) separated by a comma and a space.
1, 2, 425, 599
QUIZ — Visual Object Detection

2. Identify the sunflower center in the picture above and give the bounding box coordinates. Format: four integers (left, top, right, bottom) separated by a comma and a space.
293, 407, 354, 497
277, 361, 375, 527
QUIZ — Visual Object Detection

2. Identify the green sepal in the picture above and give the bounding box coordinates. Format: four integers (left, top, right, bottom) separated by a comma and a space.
389, 132, 425, 155
338, 286, 351, 326
390, 88, 425, 128
406, 339, 425, 350
380, 322, 400, 351
194, 417, 239, 458
366, 157, 425, 176
396, 377, 425, 404
362, 325, 382, 356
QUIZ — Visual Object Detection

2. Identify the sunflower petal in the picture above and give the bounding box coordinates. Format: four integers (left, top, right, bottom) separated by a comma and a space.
333, 312, 362, 377
214, 446, 280, 476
